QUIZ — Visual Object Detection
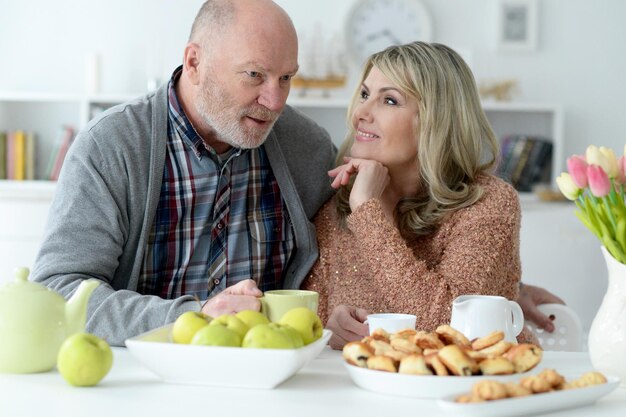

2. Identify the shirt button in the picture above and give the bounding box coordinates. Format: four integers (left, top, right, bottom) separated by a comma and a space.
214, 278, 220, 285
217, 222, 223, 230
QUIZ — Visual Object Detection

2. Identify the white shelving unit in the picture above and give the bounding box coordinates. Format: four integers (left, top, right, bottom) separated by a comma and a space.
0, 92, 139, 180
482, 101, 565, 185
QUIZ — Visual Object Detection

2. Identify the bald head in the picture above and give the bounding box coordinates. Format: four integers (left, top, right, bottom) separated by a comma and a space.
189, 0, 296, 48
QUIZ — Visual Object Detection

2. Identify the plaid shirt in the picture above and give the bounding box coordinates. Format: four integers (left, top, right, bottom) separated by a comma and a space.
138, 68, 294, 300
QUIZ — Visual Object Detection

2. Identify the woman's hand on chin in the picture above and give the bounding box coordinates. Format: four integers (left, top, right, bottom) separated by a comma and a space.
328, 157, 390, 212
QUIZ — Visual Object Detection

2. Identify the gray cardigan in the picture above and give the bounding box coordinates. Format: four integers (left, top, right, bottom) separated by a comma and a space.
31, 84, 337, 346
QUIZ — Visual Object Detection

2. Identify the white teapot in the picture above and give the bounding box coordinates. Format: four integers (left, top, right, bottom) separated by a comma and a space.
450, 295, 524, 343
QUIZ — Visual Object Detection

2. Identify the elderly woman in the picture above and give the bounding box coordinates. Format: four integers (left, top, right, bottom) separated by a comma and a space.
302, 41, 533, 349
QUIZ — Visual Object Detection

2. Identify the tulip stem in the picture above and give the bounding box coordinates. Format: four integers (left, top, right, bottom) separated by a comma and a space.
608, 179, 619, 206
580, 197, 602, 239
577, 195, 587, 211
602, 196, 618, 237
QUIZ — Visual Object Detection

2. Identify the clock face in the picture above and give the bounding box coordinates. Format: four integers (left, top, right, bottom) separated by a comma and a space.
345, 0, 433, 66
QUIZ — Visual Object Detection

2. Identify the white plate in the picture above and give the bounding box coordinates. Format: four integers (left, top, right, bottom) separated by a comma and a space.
437, 375, 620, 417
344, 363, 532, 399
125, 324, 332, 389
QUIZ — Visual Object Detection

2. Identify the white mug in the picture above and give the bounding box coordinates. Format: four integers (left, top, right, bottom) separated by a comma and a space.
366, 313, 416, 335
450, 295, 524, 342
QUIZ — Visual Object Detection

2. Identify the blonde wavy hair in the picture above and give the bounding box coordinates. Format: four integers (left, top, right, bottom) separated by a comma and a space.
335, 42, 498, 238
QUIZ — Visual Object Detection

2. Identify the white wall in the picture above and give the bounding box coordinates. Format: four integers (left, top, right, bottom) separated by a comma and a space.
0, 0, 204, 94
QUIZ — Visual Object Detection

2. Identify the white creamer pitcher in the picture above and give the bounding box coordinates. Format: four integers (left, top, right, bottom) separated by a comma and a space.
450, 295, 524, 343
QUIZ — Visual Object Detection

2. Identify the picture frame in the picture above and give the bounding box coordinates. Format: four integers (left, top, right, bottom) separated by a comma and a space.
496, 0, 538, 51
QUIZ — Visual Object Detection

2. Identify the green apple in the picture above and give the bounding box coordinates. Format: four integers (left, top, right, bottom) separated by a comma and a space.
235, 309, 270, 329
191, 324, 241, 347
172, 311, 212, 344
57, 333, 113, 387
279, 307, 323, 345
269, 323, 304, 348
241, 323, 295, 349
209, 314, 249, 340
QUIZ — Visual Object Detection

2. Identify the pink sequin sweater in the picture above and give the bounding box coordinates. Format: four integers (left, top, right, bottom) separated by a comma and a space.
302, 174, 529, 341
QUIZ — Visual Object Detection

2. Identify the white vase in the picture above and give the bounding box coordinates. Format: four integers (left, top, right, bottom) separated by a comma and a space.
588, 246, 626, 386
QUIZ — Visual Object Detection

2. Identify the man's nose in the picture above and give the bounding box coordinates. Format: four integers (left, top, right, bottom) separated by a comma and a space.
257, 82, 288, 113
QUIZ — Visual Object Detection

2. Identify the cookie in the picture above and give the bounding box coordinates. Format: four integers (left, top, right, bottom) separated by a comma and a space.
479, 357, 515, 375
370, 328, 391, 342
411, 331, 445, 350
382, 348, 408, 362
537, 368, 565, 389
425, 352, 449, 376
477, 340, 513, 357
455, 394, 485, 403
342, 342, 374, 368
366, 355, 397, 372
503, 343, 543, 373
570, 371, 608, 388
390, 337, 422, 355
436, 324, 471, 348
464, 348, 489, 361
368, 339, 394, 356
504, 382, 532, 397
390, 329, 418, 340
519, 375, 552, 393
471, 380, 508, 400
398, 354, 433, 375
471, 330, 505, 351
437, 344, 476, 376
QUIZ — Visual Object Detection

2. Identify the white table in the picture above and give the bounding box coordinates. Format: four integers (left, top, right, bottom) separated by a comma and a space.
1, 348, 625, 417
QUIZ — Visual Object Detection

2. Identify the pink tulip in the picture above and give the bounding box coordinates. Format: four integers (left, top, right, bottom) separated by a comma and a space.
567, 155, 588, 188
587, 165, 611, 197
617, 156, 626, 185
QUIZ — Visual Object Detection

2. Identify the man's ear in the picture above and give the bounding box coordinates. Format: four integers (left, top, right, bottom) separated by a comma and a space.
183, 43, 202, 85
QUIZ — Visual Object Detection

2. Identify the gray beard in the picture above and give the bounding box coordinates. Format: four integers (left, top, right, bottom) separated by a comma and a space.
195, 84, 278, 149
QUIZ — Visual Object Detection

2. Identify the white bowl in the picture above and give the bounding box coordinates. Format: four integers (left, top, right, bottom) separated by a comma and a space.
125, 324, 332, 389
345, 363, 534, 399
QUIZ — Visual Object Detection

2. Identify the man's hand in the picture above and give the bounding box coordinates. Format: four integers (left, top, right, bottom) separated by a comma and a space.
201, 279, 262, 317
326, 304, 370, 350
518, 283, 565, 333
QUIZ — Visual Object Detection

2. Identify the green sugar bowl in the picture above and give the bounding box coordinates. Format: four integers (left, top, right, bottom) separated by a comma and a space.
0, 267, 100, 373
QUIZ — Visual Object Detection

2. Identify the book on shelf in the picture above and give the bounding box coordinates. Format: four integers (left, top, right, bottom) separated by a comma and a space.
0, 131, 6, 179
0, 130, 37, 181
13, 130, 25, 180
495, 135, 553, 192
6, 131, 14, 180
25, 131, 36, 180
47, 126, 75, 181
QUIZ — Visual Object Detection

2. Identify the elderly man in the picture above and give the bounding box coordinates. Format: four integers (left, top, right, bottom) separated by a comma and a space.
33, 0, 562, 347
32, 0, 335, 345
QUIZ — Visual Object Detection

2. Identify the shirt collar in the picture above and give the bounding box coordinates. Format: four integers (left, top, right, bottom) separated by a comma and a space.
167, 66, 209, 160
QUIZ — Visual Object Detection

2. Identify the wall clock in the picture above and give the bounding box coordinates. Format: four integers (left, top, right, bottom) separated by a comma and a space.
345, 0, 434, 67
